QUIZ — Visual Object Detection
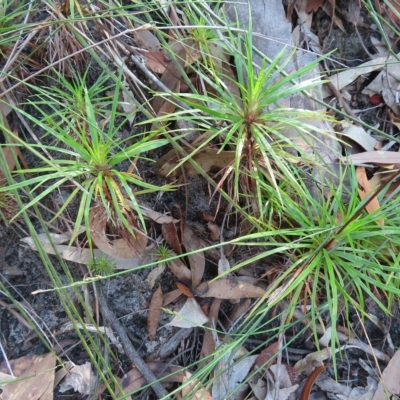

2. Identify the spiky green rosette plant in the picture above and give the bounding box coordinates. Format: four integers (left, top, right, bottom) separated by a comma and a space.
0, 67, 172, 241
146, 19, 336, 217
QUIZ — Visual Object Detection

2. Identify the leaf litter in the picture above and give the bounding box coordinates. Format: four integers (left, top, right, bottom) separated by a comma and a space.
3, 0, 400, 399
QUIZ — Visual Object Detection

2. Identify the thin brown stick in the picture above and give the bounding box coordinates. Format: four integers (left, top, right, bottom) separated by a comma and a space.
98, 291, 169, 399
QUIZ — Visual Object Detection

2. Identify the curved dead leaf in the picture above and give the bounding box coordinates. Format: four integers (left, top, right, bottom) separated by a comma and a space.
148, 284, 163, 341
117, 362, 184, 397
196, 278, 265, 299
200, 298, 221, 359
163, 289, 182, 306
0, 352, 56, 400
133, 24, 161, 52
140, 205, 179, 224
182, 371, 213, 400
168, 258, 191, 281
155, 148, 236, 177
137, 50, 167, 74
165, 297, 209, 328
183, 227, 205, 287
162, 222, 182, 254
89, 206, 147, 259
299, 365, 327, 400
356, 166, 384, 226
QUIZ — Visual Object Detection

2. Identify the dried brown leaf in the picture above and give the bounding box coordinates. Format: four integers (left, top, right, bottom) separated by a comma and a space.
151, 39, 196, 114
372, 349, 400, 400
181, 371, 213, 400
200, 212, 215, 222
356, 166, 384, 226
339, 125, 379, 152
89, 206, 147, 259
207, 222, 221, 241
306, 0, 325, 13
223, 299, 251, 330
155, 148, 236, 177
183, 226, 205, 287
117, 362, 184, 397
133, 25, 161, 52
196, 278, 265, 299
162, 222, 182, 255
200, 298, 221, 359
145, 264, 166, 288
0, 352, 56, 400
165, 297, 208, 328
255, 341, 280, 369
137, 50, 167, 74
59, 362, 95, 395
140, 206, 179, 224
148, 284, 163, 341
341, 151, 400, 165
163, 289, 182, 306
168, 258, 192, 281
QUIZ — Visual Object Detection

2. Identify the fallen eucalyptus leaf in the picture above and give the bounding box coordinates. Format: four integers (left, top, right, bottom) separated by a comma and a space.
90, 206, 147, 259
165, 297, 208, 328
196, 278, 265, 299
148, 284, 163, 341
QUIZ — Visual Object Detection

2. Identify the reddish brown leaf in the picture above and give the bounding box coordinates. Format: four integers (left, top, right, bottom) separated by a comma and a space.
147, 284, 163, 341
133, 25, 161, 52
162, 222, 182, 255
255, 341, 280, 369
299, 365, 328, 400
176, 280, 194, 298
151, 39, 196, 114
199, 212, 215, 222
155, 148, 236, 178
207, 222, 221, 241
306, 0, 325, 13
137, 50, 167, 74
223, 299, 251, 330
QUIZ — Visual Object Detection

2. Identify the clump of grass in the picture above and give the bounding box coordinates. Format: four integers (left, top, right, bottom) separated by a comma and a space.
0, 67, 173, 242
147, 17, 336, 218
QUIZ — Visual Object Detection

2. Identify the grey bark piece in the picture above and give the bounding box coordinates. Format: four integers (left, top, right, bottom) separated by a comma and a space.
226, 0, 341, 196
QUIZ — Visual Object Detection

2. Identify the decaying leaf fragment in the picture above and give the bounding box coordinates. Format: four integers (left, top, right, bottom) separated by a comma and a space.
181, 371, 213, 400
341, 151, 400, 166
116, 362, 184, 397
90, 206, 147, 259
165, 297, 208, 328
0, 352, 56, 400
155, 148, 236, 177
196, 278, 266, 299
133, 23, 161, 52
183, 226, 205, 287
162, 222, 182, 254
356, 167, 384, 226
148, 284, 163, 340
58, 362, 95, 396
